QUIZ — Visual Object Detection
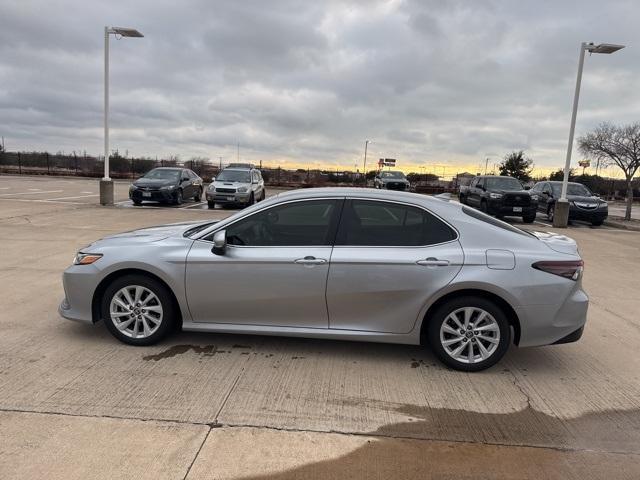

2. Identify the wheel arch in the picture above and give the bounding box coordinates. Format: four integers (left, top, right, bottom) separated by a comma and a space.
419, 288, 521, 346
91, 268, 183, 327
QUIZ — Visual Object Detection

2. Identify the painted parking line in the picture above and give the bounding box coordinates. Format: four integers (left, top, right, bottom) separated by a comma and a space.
45, 194, 99, 201
0, 190, 63, 196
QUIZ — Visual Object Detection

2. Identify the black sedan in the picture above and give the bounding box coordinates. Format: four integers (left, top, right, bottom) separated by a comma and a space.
129, 168, 203, 205
531, 181, 608, 226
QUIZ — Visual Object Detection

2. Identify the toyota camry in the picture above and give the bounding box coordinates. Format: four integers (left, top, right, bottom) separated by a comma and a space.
60, 188, 588, 371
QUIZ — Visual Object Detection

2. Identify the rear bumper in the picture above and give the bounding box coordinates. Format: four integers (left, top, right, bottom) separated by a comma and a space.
516, 286, 589, 347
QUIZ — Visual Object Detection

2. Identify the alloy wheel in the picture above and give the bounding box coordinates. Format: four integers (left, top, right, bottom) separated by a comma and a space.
439, 307, 500, 364
109, 285, 163, 339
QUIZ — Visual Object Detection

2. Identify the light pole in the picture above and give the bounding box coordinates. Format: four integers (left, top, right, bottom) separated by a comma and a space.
100, 26, 144, 206
553, 42, 624, 227
362, 140, 370, 187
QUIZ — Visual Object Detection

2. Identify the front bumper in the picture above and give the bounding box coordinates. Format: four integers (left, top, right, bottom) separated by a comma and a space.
488, 200, 538, 216
206, 191, 251, 204
130, 189, 177, 203
569, 206, 608, 223
382, 182, 409, 191
58, 265, 101, 324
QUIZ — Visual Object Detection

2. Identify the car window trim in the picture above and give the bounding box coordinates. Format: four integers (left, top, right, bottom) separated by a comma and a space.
195, 197, 346, 248
333, 197, 459, 248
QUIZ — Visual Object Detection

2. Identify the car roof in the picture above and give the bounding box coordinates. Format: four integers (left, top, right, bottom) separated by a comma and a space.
222, 167, 254, 171
151, 167, 182, 171
275, 187, 441, 204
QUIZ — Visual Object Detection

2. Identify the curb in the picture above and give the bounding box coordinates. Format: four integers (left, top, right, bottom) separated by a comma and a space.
604, 218, 640, 231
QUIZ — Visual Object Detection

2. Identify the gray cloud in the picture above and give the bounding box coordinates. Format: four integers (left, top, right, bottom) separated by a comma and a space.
0, 0, 638, 172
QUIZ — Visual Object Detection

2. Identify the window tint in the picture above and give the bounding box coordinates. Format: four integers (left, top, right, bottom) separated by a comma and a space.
476, 178, 484, 188
530, 183, 542, 192
336, 200, 456, 246
225, 200, 341, 246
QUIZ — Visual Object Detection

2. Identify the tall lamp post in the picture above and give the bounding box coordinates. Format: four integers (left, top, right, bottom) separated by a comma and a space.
362, 140, 370, 187
553, 42, 624, 227
100, 26, 144, 206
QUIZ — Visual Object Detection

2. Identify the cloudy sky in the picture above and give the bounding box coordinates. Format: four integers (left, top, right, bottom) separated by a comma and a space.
1, 0, 638, 176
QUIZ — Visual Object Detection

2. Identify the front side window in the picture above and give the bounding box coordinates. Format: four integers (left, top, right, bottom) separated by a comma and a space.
224, 199, 341, 246
336, 200, 457, 246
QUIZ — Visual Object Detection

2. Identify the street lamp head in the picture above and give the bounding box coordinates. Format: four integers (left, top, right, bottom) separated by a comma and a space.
110, 27, 144, 38
587, 43, 625, 54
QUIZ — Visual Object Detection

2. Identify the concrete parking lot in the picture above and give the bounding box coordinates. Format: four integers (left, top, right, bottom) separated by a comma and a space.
1, 174, 640, 479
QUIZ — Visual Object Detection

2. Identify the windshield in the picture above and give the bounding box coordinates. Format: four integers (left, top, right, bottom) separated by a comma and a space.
381, 171, 405, 179
217, 170, 251, 183
551, 183, 591, 196
485, 177, 523, 190
143, 169, 181, 181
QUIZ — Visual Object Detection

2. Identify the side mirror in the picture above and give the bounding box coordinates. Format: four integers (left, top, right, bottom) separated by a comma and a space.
182, 176, 189, 182
524, 186, 531, 190
212, 230, 227, 255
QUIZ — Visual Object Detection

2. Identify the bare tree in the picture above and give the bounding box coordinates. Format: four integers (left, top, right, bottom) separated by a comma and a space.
578, 122, 640, 220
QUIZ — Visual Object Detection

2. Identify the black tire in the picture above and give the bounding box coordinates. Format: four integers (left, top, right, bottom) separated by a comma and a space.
426, 296, 511, 372
194, 187, 202, 202
522, 213, 536, 224
459, 195, 466, 205
101, 274, 176, 346
174, 189, 183, 205
248, 193, 255, 206
261, 189, 266, 201
132, 199, 142, 206
547, 204, 555, 222
480, 200, 489, 214
591, 219, 604, 226
207, 201, 216, 209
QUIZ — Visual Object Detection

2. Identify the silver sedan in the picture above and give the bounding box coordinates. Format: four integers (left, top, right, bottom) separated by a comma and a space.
60, 188, 588, 371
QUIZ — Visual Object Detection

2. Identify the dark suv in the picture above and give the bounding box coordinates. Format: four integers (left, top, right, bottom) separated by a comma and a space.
459, 175, 538, 223
129, 167, 203, 205
530, 181, 608, 226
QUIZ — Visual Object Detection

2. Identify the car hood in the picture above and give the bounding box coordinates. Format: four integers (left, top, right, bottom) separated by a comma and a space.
567, 195, 603, 204
84, 221, 213, 249
212, 181, 251, 188
494, 189, 531, 195
530, 231, 579, 256
133, 178, 177, 188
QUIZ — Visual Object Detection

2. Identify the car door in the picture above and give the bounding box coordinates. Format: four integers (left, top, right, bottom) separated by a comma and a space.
185, 198, 343, 327
468, 178, 481, 206
326, 199, 463, 334
180, 170, 192, 198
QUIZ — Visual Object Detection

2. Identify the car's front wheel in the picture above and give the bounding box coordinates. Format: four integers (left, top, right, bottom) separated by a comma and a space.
174, 189, 183, 205
194, 187, 202, 202
547, 204, 555, 221
427, 296, 511, 371
101, 274, 176, 346
522, 213, 536, 223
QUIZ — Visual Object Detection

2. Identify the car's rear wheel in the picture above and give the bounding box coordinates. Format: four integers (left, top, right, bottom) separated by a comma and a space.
427, 296, 511, 371
101, 274, 176, 346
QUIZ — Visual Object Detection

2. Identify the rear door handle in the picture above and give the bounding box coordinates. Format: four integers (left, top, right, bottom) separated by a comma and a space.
416, 257, 450, 267
294, 256, 327, 265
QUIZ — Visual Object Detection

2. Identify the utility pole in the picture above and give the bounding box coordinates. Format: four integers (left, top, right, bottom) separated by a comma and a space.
237, 142, 240, 162
484, 157, 489, 175
362, 140, 370, 186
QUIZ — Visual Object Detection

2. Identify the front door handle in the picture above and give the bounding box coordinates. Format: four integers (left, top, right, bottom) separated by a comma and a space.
416, 257, 450, 267
294, 256, 327, 265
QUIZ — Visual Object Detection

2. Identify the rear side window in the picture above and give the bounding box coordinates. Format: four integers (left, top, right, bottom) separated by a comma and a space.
462, 206, 532, 237
336, 200, 457, 246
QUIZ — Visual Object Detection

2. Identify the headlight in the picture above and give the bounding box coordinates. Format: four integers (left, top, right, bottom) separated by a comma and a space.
208, 184, 216, 192
129, 184, 137, 191
160, 185, 175, 191
489, 193, 502, 199
237, 187, 248, 193
530, 194, 539, 201
73, 252, 103, 265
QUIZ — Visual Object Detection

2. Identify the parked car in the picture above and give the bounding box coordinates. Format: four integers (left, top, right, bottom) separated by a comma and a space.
374, 171, 410, 190
129, 167, 203, 206
60, 188, 588, 372
459, 175, 538, 223
206, 166, 265, 208
530, 181, 608, 226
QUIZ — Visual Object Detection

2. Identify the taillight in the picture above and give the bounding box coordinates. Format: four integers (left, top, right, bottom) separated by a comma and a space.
532, 260, 584, 281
